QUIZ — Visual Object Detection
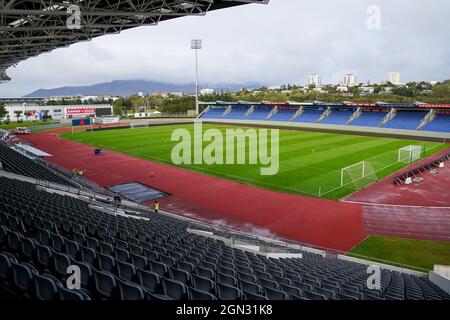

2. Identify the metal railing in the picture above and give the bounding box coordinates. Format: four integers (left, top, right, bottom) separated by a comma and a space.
394, 151, 450, 185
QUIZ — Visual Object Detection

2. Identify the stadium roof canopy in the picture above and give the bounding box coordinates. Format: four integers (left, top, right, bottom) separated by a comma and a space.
0, 0, 269, 82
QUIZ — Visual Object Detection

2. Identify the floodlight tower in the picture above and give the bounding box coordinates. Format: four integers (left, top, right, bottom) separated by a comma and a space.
191, 39, 202, 115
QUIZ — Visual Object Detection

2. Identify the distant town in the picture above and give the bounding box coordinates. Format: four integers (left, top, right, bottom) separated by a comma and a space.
0, 71, 449, 120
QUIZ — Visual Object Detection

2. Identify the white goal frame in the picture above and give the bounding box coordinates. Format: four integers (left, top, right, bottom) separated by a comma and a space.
340, 161, 376, 187
398, 145, 422, 164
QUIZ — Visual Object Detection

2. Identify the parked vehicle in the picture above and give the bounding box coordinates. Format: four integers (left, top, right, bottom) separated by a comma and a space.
15, 127, 31, 134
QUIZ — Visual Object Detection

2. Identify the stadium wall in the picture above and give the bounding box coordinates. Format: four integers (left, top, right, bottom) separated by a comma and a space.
338, 254, 427, 277
202, 118, 450, 142
429, 267, 450, 294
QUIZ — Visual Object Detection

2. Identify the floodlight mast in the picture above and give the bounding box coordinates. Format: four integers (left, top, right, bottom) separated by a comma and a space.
191, 39, 202, 115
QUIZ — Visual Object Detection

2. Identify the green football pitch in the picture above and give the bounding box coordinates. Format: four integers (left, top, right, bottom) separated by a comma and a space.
61, 124, 447, 199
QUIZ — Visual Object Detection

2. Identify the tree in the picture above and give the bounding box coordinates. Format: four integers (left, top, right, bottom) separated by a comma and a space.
392, 86, 415, 98
14, 110, 23, 123
112, 98, 134, 116
0, 102, 6, 124
432, 80, 450, 98
42, 110, 51, 121
112, 99, 123, 116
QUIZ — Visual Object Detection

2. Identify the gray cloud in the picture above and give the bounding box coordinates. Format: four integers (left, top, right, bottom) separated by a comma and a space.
1, 0, 449, 96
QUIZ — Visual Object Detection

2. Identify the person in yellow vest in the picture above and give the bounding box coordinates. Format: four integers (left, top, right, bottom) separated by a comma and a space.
154, 200, 160, 214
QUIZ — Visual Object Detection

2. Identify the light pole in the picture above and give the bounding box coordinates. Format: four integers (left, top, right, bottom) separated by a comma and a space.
191, 39, 202, 115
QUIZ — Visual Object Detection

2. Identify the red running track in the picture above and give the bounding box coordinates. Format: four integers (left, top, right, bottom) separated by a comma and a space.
22, 129, 365, 252
362, 205, 450, 242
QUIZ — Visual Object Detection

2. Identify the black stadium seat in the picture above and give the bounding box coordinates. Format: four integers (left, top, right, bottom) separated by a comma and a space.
115, 260, 137, 282
161, 277, 188, 300
217, 282, 241, 300
92, 269, 117, 299
0, 253, 12, 283
243, 290, 269, 300
170, 267, 191, 286
117, 278, 145, 300
11, 262, 34, 294
192, 274, 215, 294
96, 253, 115, 273
52, 252, 71, 277
32, 274, 59, 300
188, 287, 216, 300
264, 287, 288, 300
0, 175, 448, 301
137, 268, 161, 293
57, 283, 90, 301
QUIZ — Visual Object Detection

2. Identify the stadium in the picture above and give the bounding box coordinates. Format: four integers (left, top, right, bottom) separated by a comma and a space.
0, 0, 449, 305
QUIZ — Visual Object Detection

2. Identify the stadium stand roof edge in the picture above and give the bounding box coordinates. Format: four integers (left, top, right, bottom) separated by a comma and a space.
0, 0, 269, 81
202, 101, 450, 109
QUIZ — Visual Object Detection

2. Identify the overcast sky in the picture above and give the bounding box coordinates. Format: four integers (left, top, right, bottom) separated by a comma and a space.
1, 0, 449, 97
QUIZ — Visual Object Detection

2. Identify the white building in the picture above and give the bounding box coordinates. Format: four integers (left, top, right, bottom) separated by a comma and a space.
1, 104, 113, 121
313, 87, 326, 93
308, 74, 321, 87
388, 72, 401, 85
336, 85, 349, 92
360, 87, 375, 95
343, 73, 357, 86
199, 88, 215, 95
267, 85, 282, 91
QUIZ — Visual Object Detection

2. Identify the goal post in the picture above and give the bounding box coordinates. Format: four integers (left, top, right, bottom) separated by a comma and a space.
398, 145, 422, 164
340, 161, 377, 188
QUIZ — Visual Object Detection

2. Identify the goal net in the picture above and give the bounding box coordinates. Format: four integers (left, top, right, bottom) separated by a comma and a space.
341, 161, 378, 188
398, 145, 422, 164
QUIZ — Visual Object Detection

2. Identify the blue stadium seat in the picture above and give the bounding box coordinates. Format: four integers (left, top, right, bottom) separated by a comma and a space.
383, 112, 427, 130
269, 109, 297, 122
294, 109, 324, 123
422, 114, 450, 133
245, 108, 272, 120
320, 110, 355, 125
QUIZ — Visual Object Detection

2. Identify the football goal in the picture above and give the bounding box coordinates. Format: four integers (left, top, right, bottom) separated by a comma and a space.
341, 161, 378, 188
398, 145, 422, 164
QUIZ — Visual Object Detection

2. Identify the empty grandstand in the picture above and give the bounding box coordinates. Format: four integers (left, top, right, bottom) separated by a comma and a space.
0, 0, 449, 307
0, 142, 77, 187
199, 102, 450, 134
1, 174, 449, 301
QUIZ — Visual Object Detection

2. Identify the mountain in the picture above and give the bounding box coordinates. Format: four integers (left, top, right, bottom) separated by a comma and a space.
24, 79, 264, 97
